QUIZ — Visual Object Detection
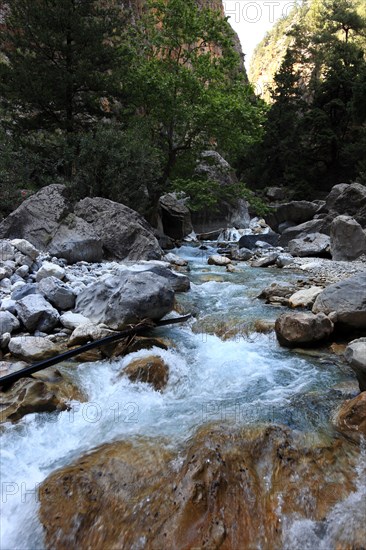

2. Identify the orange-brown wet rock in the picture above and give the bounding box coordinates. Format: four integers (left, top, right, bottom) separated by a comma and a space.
39, 424, 361, 550
0, 370, 85, 423
122, 355, 169, 391
336, 392, 366, 439
104, 336, 170, 359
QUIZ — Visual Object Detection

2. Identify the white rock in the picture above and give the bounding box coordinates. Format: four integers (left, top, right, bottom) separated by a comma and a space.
36, 261, 65, 282
207, 255, 231, 266
164, 253, 188, 266
0, 311, 20, 336
0, 266, 13, 280
11, 281, 26, 291
68, 323, 116, 346
11, 239, 39, 260
60, 312, 90, 330
289, 287, 324, 308
0, 241, 15, 261
15, 265, 30, 278
0, 298, 17, 314
15, 294, 60, 333
9, 336, 59, 361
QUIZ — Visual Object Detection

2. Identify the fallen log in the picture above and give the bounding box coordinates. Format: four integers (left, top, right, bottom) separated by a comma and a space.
0, 315, 191, 390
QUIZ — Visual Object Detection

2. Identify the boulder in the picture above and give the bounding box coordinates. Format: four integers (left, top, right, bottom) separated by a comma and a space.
39, 424, 359, 550
122, 355, 169, 391
74, 197, 162, 261
266, 187, 285, 201
267, 201, 319, 232
0, 311, 20, 336
258, 281, 299, 305
231, 247, 253, 261
36, 261, 65, 282
38, 277, 76, 311
47, 214, 103, 264
138, 264, 190, 293
251, 252, 278, 268
158, 193, 193, 240
11, 283, 38, 301
0, 184, 70, 249
288, 233, 330, 258
68, 323, 117, 347
207, 255, 231, 266
0, 240, 15, 261
8, 336, 59, 361
75, 271, 175, 330
164, 253, 188, 267
312, 273, 366, 329
276, 253, 294, 268
289, 287, 324, 308
11, 238, 39, 260
330, 215, 366, 261
275, 312, 334, 347
239, 232, 279, 250
325, 183, 350, 211
15, 294, 60, 333
0, 374, 85, 423
344, 338, 366, 392
328, 182, 366, 227
336, 392, 366, 440
59, 312, 90, 330
279, 219, 330, 247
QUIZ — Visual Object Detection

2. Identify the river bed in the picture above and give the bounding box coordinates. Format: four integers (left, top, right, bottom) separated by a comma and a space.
0, 244, 364, 549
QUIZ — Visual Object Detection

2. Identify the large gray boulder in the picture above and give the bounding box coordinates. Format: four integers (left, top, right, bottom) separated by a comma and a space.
288, 233, 330, 258
191, 151, 250, 233
275, 312, 334, 347
9, 336, 59, 362
279, 219, 330, 247
325, 183, 350, 211
312, 273, 366, 329
158, 193, 193, 240
38, 277, 76, 311
239, 232, 279, 250
330, 215, 366, 261
0, 184, 70, 249
47, 214, 103, 264
15, 294, 60, 333
267, 201, 320, 232
74, 197, 162, 261
344, 338, 366, 392
327, 183, 366, 228
75, 271, 175, 330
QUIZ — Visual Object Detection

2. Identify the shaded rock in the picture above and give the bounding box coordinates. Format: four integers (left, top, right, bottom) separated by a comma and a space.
289, 287, 324, 308
68, 323, 117, 347
8, 336, 60, 361
336, 392, 366, 440
38, 277, 76, 311
39, 424, 360, 550
36, 261, 65, 282
231, 247, 253, 261
312, 274, 366, 329
330, 215, 366, 261
47, 214, 103, 264
0, 311, 20, 336
251, 252, 278, 268
288, 233, 330, 258
267, 201, 319, 232
158, 193, 193, 240
345, 338, 366, 392
276, 253, 294, 267
123, 355, 169, 391
59, 312, 90, 330
142, 264, 190, 293
74, 197, 162, 261
329, 182, 366, 227
0, 374, 85, 423
208, 255, 231, 266
325, 183, 350, 211
266, 187, 285, 201
279, 219, 330, 247
0, 184, 70, 249
106, 336, 170, 359
0, 240, 15, 261
15, 294, 60, 333
275, 312, 334, 347
239, 232, 279, 250
258, 281, 299, 304
75, 271, 174, 330
11, 283, 38, 301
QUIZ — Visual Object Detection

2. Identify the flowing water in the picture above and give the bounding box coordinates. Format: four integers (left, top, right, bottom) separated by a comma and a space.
0, 244, 364, 549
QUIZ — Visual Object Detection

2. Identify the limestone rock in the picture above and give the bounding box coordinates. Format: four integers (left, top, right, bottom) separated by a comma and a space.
38, 276, 76, 311
8, 336, 59, 361
279, 219, 330, 247
158, 193, 193, 240
289, 287, 324, 308
288, 233, 330, 258
59, 312, 90, 330
231, 247, 253, 261
123, 355, 169, 391
251, 252, 278, 268
68, 323, 117, 347
75, 271, 174, 330
330, 215, 366, 261
11, 239, 39, 260
0, 311, 20, 336
344, 338, 366, 392
275, 312, 334, 347
313, 273, 366, 329
15, 294, 60, 333
328, 182, 366, 228
74, 197, 162, 261
207, 255, 231, 266
36, 261, 65, 282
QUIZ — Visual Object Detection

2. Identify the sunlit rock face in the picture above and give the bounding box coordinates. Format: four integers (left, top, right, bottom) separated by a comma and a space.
39, 423, 362, 549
